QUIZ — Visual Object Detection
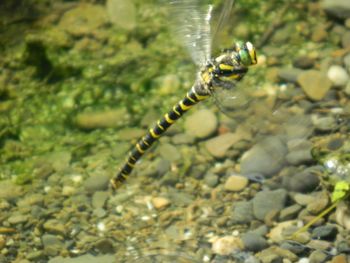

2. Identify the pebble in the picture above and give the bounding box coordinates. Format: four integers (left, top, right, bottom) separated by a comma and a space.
7, 214, 29, 225
231, 201, 255, 224
293, 56, 315, 69
42, 234, 64, 257
107, 0, 136, 30
211, 236, 244, 255
43, 219, 66, 236
203, 172, 219, 188
84, 174, 110, 193
278, 68, 303, 83
48, 254, 116, 263
158, 143, 181, 162
151, 197, 170, 210
256, 246, 298, 263
327, 65, 349, 87
0, 180, 23, 201
205, 132, 245, 158
286, 139, 313, 165
335, 201, 350, 230
306, 192, 329, 214
311, 225, 338, 240
322, 0, 350, 19
224, 175, 249, 192
344, 53, 350, 72
241, 136, 287, 179
252, 189, 288, 221
92, 191, 109, 209
297, 70, 332, 100
268, 220, 297, 243
279, 204, 303, 221
330, 255, 348, 263
184, 109, 217, 139
284, 115, 313, 140
312, 115, 337, 131
241, 232, 268, 252
282, 169, 320, 193
308, 250, 328, 263
75, 109, 129, 130
280, 241, 309, 255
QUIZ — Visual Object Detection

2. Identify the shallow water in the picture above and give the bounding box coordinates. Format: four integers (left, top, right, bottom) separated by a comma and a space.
0, 0, 350, 262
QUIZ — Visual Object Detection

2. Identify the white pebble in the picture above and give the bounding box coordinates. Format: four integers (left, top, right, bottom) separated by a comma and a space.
327, 65, 349, 86
298, 258, 309, 263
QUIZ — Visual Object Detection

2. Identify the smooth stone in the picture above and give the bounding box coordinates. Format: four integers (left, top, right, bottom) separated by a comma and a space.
322, 0, 350, 19
306, 192, 329, 214
93, 238, 115, 254
286, 139, 313, 165
107, 0, 136, 30
152, 74, 181, 95
84, 174, 110, 193
268, 221, 297, 243
224, 175, 248, 192
231, 201, 255, 224
335, 201, 350, 230
341, 31, 350, 48
282, 169, 320, 193
43, 219, 66, 236
311, 225, 338, 240
344, 53, 350, 72
158, 143, 181, 162
309, 250, 328, 263
293, 193, 316, 206
92, 191, 109, 209
252, 189, 288, 221
205, 132, 246, 158
203, 173, 219, 187
48, 254, 115, 263
0, 180, 23, 201
7, 214, 29, 225
240, 136, 287, 179
327, 65, 349, 87
312, 116, 337, 131
297, 70, 332, 101
184, 109, 217, 139
278, 68, 303, 83
256, 246, 298, 263
280, 241, 309, 255
211, 236, 244, 256
151, 197, 171, 210
117, 128, 144, 140
75, 108, 128, 130
42, 234, 64, 257
279, 204, 303, 221
241, 232, 268, 252
293, 56, 315, 69
330, 255, 348, 263
284, 115, 313, 140
172, 133, 195, 145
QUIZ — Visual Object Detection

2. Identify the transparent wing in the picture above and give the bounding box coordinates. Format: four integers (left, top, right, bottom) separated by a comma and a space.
170, 0, 213, 66
212, 0, 235, 49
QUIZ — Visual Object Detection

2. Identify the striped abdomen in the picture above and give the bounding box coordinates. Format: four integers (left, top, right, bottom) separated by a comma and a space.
110, 84, 209, 189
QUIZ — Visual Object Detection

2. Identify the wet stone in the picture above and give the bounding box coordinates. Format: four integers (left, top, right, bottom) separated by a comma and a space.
0, 180, 23, 201
322, 0, 350, 19
309, 250, 328, 263
282, 169, 320, 193
93, 238, 115, 254
211, 236, 244, 256
327, 65, 349, 87
184, 109, 217, 139
224, 175, 249, 192
158, 143, 181, 162
48, 254, 116, 263
107, 0, 136, 30
279, 204, 302, 221
286, 139, 313, 165
172, 133, 195, 145
280, 241, 309, 255
312, 115, 337, 131
7, 214, 29, 225
241, 232, 268, 252
252, 189, 288, 221
293, 56, 315, 69
231, 201, 255, 224
256, 246, 298, 263
205, 132, 245, 158
277, 68, 303, 83
311, 225, 338, 240
297, 70, 332, 101
42, 234, 64, 257
84, 174, 110, 193
43, 219, 66, 236
92, 191, 109, 209
241, 136, 287, 179
203, 172, 219, 188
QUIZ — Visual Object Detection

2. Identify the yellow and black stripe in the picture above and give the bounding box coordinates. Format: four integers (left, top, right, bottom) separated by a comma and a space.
110, 85, 210, 189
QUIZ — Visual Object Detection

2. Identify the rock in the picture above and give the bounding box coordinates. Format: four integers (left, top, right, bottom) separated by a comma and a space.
280, 241, 309, 255
309, 250, 328, 263
152, 74, 181, 95
224, 175, 249, 192
341, 31, 350, 48
203, 173, 219, 187
252, 189, 288, 221
184, 109, 217, 139
84, 174, 110, 193
93, 238, 115, 254
7, 214, 29, 225
42, 234, 64, 257
48, 254, 116, 263
282, 169, 320, 193
211, 236, 244, 255
312, 115, 337, 131
106, 0, 136, 30
92, 191, 109, 209
241, 232, 268, 252
284, 115, 313, 141
278, 68, 303, 83
330, 255, 348, 263
268, 220, 297, 243
43, 219, 66, 236
205, 132, 246, 158
172, 133, 195, 145
293, 56, 315, 69
75, 109, 129, 130
306, 192, 329, 214
311, 225, 338, 240
322, 0, 350, 19
256, 246, 298, 263
0, 180, 23, 201
158, 143, 181, 162
335, 201, 350, 230
232, 201, 255, 224
344, 53, 350, 72
279, 204, 303, 221
297, 70, 332, 101
59, 4, 109, 37
286, 139, 313, 165
240, 136, 287, 179
327, 65, 349, 87
151, 197, 170, 210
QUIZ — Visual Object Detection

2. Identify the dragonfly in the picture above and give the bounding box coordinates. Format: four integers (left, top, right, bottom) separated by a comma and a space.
111, 0, 257, 189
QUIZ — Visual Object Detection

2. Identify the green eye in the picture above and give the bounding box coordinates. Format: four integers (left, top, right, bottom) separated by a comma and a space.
239, 49, 252, 66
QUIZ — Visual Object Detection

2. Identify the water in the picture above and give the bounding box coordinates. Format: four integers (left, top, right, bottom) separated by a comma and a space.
0, 0, 350, 262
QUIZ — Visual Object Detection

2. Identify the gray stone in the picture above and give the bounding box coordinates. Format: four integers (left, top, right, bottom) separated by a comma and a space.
286, 139, 313, 165
241, 232, 268, 252
48, 254, 115, 263
184, 109, 217, 139
241, 136, 287, 179
43, 219, 66, 236
297, 70, 332, 101
158, 143, 181, 162
282, 169, 320, 193
327, 65, 349, 87
312, 115, 337, 131
232, 201, 255, 224
203, 173, 219, 187
311, 225, 338, 240
42, 234, 64, 257
252, 189, 288, 221
92, 191, 109, 209
322, 0, 350, 19
278, 68, 303, 83
84, 174, 110, 193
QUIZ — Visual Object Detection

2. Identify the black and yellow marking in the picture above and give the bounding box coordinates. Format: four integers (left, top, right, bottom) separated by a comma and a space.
110, 86, 210, 189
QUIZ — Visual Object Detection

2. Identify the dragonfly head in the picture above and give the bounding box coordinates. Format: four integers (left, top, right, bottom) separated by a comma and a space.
234, 41, 257, 67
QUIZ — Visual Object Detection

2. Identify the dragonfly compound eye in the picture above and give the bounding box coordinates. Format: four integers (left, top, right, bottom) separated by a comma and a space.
238, 41, 257, 67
